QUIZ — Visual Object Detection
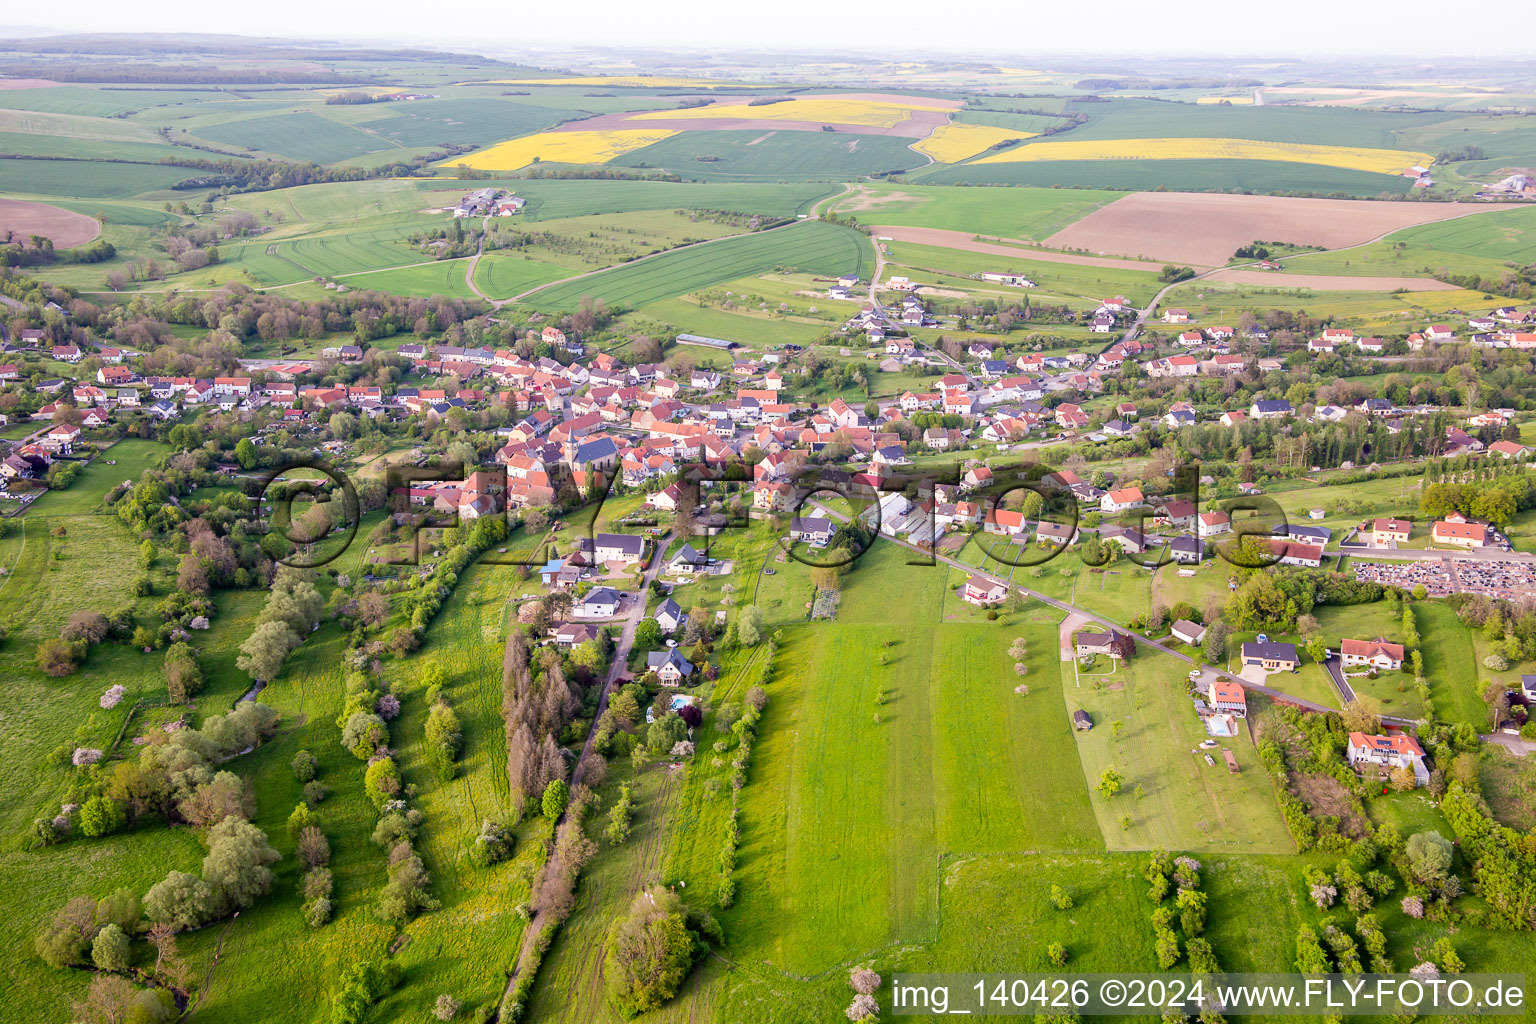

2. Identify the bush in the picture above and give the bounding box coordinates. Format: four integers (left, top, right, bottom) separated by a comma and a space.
35, 638, 83, 677
291, 749, 318, 782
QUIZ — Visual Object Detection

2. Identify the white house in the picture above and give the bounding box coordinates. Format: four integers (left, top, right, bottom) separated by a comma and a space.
572, 587, 620, 620
1346, 732, 1428, 786
1340, 638, 1405, 672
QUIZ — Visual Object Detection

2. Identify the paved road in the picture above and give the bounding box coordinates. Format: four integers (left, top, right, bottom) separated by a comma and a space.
1321, 654, 1357, 704
1337, 544, 1534, 564
570, 530, 674, 788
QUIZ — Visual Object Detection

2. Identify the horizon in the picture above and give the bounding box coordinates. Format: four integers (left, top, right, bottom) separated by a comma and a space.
5, 1, 1536, 64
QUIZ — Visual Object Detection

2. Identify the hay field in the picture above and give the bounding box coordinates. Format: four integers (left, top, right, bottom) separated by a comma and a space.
973, 136, 1431, 174
1043, 191, 1510, 266
441, 128, 680, 170
912, 121, 1037, 162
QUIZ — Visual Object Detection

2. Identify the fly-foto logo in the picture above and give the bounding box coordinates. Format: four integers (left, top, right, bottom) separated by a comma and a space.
253, 455, 1292, 574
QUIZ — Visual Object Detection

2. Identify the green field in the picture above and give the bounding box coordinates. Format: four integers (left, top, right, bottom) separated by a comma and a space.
1388, 203, 1536, 264
613, 130, 926, 180
523, 219, 871, 311
0, 158, 195, 198
443, 179, 837, 222
192, 111, 397, 164
832, 183, 1124, 242
1061, 650, 1294, 852
916, 158, 1417, 196
883, 238, 1162, 304
723, 543, 1099, 974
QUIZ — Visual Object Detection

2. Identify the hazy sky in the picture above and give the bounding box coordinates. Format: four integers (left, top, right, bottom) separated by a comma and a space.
26, 0, 1534, 59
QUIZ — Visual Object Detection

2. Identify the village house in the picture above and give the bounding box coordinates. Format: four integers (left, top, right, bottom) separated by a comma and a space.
1206, 677, 1247, 717
1340, 638, 1405, 672
1431, 520, 1488, 549
1241, 640, 1299, 672
654, 597, 684, 634
572, 587, 621, 620
647, 648, 695, 686
1371, 518, 1412, 546
593, 533, 646, 565
1346, 732, 1428, 786
790, 516, 834, 547
1076, 629, 1133, 660
1101, 486, 1144, 514
961, 575, 1008, 606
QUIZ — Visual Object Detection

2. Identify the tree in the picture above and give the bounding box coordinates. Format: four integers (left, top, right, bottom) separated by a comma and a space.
35, 896, 98, 968
850, 967, 881, 995
737, 605, 764, 647
647, 712, 688, 754
1341, 696, 1382, 736
91, 922, 130, 972
236, 620, 300, 683
1047, 941, 1068, 967
1202, 621, 1228, 664
543, 778, 569, 820
609, 689, 641, 727
605, 887, 703, 1017
79, 794, 125, 837
202, 816, 281, 915
1097, 767, 1124, 798
1406, 831, 1453, 883
356, 591, 389, 628
634, 617, 663, 650
433, 995, 462, 1021
63, 610, 110, 644
234, 437, 259, 469
163, 642, 203, 703
143, 871, 213, 932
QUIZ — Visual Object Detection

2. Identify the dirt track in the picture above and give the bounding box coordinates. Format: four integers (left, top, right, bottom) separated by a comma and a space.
1043, 191, 1513, 267
0, 198, 101, 249
872, 225, 1165, 272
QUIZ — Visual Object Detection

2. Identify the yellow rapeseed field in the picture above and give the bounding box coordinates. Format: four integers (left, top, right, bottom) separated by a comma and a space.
441, 129, 679, 171
913, 122, 1038, 163
631, 97, 952, 129
972, 137, 1432, 175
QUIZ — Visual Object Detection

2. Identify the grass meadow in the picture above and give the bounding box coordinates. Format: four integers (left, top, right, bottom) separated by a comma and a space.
524, 220, 872, 312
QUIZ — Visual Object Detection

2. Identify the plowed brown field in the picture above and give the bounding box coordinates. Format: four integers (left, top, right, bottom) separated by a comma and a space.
1044, 192, 1512, 267
0, 198, 100, 249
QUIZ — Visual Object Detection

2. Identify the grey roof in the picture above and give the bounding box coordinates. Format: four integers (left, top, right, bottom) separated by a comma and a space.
1253, 399, 1291, 413
594, 532, 645, 556
1242, 640, 1298, 661
582, 587, 619, 606
647, 648, 694, 674
791, 516, 832, 534
656, 597, 683, 624
1172, 619, 1205, 637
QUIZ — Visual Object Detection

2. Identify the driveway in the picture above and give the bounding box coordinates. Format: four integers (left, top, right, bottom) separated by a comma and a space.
1482, 733, 1536, 757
